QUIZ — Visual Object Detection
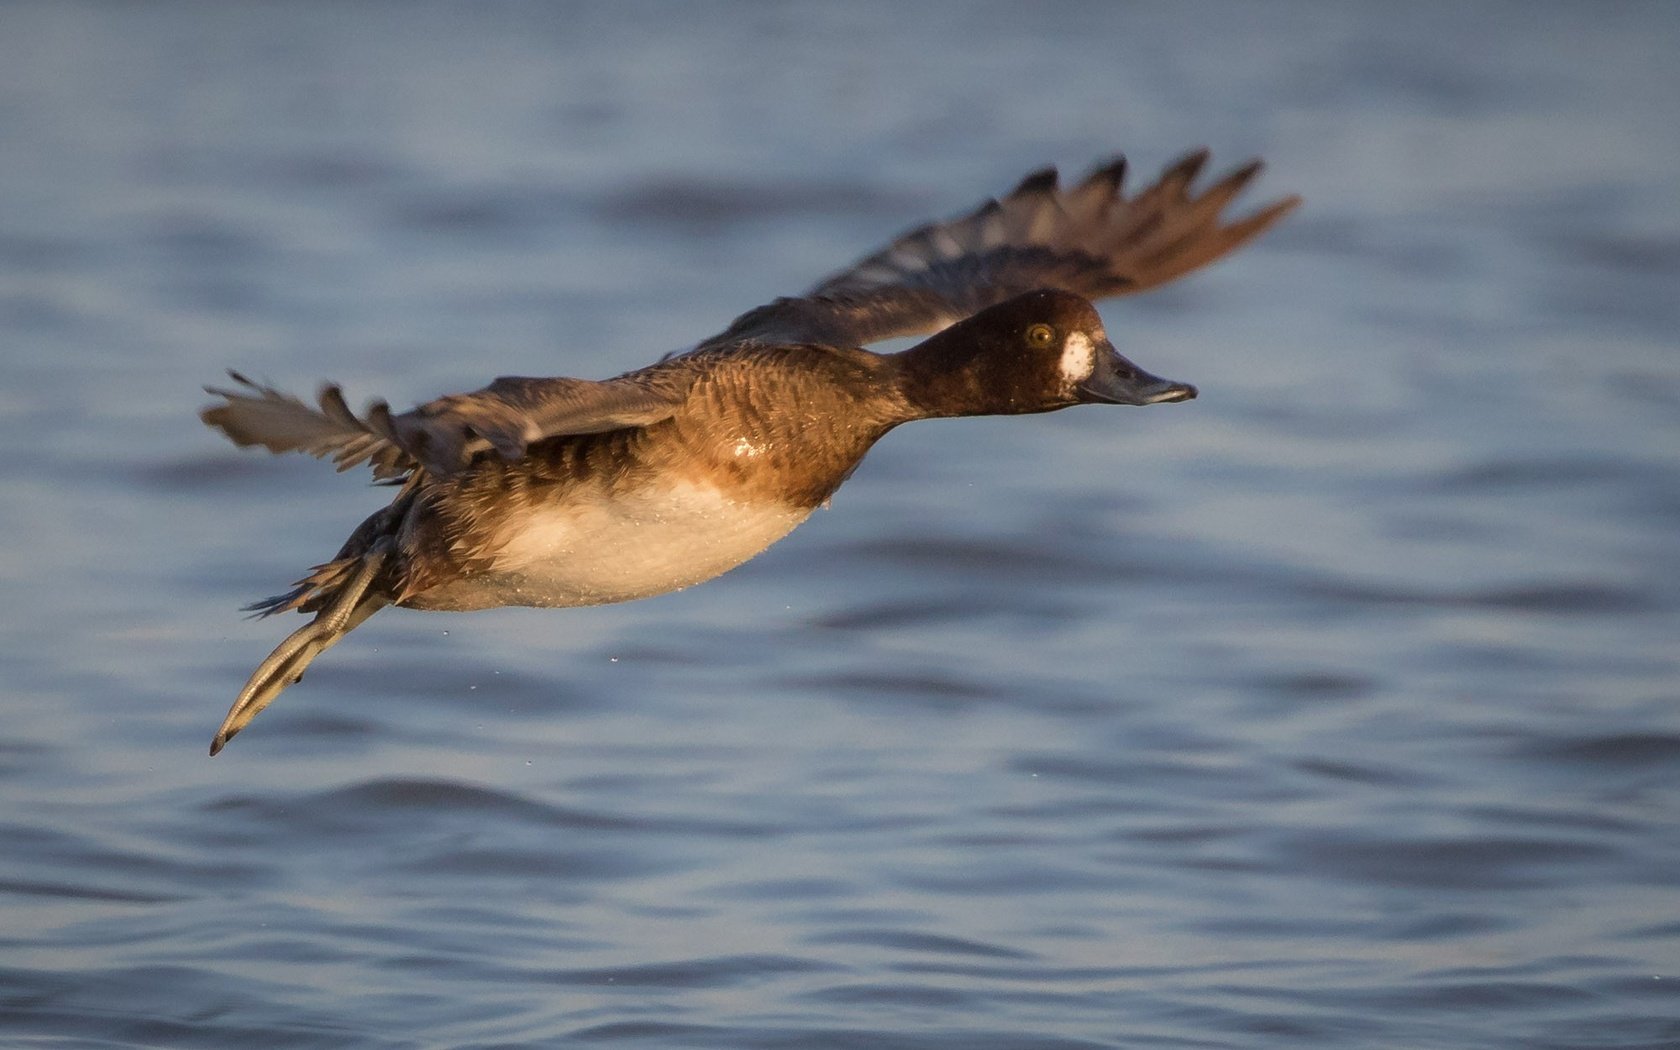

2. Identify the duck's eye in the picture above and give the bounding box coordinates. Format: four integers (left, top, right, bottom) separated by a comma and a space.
1025, 324, 1056, 348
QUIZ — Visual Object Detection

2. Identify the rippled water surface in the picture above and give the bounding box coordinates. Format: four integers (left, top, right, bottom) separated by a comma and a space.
4, 3, 1679, 1047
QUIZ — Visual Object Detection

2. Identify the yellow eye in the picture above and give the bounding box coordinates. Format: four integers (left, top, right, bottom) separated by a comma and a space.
1026, 324, 1056, 348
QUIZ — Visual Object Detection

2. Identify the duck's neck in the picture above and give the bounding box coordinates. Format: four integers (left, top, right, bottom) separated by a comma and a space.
887, 317, 1028, 420
888, 323, 995, 421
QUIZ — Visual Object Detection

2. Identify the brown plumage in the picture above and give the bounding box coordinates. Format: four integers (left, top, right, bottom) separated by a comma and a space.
202, 149, 1299, 754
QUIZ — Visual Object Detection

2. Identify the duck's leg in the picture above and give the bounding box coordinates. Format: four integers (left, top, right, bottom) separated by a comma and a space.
210, 545, 391, 756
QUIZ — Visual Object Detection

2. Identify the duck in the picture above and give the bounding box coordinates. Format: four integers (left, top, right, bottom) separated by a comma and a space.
202, 148, 1299, 754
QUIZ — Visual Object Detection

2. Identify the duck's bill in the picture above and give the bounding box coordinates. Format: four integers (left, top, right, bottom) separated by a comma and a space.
1078, 349, 1198, 406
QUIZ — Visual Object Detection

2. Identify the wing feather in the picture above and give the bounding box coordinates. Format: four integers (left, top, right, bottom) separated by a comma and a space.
202, 371, 684, 478
201, 372, 413, 479
700, 149, 1299, 350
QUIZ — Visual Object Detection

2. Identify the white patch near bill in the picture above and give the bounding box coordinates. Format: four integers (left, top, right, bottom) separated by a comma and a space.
1058, 331, 1097, 384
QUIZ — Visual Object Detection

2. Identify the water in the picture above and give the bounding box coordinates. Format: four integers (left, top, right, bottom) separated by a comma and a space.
3, 2, 1678, 1046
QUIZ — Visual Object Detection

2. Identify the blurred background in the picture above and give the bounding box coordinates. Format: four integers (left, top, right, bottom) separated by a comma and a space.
2, 2, 1677, 1047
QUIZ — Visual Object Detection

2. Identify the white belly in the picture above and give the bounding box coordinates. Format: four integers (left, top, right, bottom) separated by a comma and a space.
481, 479, 811, 608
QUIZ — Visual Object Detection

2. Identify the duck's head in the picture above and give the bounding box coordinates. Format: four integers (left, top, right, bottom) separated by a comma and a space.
897, 289, 1197, 418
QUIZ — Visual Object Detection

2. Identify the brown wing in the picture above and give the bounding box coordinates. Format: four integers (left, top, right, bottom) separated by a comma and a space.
700, 149, 1300, 350
202, 371, 684, 479
390, 373, 683, 472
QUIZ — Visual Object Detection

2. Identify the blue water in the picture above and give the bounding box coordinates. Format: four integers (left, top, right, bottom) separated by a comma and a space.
3, 2, 1678, 1047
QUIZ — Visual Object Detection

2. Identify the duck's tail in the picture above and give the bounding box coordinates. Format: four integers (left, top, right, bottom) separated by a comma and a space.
211, 480, 422, 756
210, 543, 392, 756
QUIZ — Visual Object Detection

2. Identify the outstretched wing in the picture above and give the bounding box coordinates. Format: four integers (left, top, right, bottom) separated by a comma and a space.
701, 149, 1299, 350
203, 371, 683, 479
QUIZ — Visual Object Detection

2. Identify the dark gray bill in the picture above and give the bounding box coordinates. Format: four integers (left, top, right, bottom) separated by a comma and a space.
1078, 346, 1198, 406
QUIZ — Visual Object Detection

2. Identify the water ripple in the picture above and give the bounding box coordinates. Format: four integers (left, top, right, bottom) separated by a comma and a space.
5, 3, 1680, 1048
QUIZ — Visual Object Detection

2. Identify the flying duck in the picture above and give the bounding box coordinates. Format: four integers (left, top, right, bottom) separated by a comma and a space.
202, 148, 1299, 754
